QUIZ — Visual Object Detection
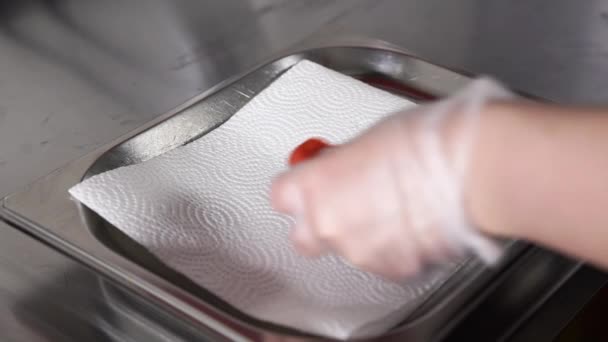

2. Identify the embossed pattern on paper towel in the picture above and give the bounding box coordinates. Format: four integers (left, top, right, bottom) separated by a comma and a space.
69, 60, 462, 339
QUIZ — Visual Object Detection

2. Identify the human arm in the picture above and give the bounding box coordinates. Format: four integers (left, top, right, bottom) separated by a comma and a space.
271, 79, 608, 279
470, 101, 608, 269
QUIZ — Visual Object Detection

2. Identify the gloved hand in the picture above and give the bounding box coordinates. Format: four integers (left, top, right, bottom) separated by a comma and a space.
271, 78, 514, 280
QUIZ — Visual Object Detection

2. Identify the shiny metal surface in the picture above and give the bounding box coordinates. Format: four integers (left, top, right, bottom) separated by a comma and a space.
1, 1, 608, 341
3, 45, 530, 341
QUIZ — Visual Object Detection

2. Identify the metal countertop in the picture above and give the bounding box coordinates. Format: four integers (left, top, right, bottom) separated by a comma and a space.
1, 1, 607, 341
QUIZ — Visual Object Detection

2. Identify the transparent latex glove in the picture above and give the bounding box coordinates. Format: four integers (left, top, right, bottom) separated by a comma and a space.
271, 78, 514, 280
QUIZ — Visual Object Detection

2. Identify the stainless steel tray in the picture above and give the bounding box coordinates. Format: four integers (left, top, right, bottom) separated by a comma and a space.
2, 41, 529, 341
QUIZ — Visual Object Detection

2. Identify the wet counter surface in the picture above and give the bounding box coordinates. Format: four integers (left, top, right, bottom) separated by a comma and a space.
1, 1, 608, 341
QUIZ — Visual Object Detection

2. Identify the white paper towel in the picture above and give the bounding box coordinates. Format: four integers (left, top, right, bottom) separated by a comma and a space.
70, 60, 462, 339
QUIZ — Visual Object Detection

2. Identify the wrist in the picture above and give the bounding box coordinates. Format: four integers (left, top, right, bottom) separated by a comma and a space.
464, 101, 525, 239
